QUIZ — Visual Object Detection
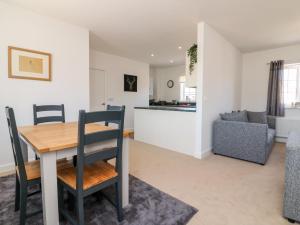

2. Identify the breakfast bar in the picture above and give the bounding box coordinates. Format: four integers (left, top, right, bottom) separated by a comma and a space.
134, 106, 197, 156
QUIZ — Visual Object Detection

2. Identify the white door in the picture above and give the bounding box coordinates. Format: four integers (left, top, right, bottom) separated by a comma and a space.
89, 69, 106, 111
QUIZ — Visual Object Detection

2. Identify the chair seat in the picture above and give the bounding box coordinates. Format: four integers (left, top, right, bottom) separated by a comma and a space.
57, 161, 118, 190
16, 158, 71, 181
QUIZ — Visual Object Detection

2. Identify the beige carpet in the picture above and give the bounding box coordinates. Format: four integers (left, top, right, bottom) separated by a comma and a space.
0, 142, 293, 225
129, 141, 294, 225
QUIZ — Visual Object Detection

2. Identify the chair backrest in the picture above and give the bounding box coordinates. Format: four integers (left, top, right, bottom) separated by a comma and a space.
5, 107, 27, 181
33, 104, 65, 125
105, 105, 125, 126
76, 107, 125, 191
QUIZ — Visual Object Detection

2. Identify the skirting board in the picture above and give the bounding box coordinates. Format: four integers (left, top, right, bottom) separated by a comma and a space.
194, 152, 202, 159
194, 148, 212, 159
0, 163, 15, 176
0, 157, 36, 176
201, 149, 212, 158
276, 137, 287, 143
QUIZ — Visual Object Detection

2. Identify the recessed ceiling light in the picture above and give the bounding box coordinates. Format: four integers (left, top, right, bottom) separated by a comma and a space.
150, 53, 154, 57
170, 60, 174, 63
178, 46, 182, 50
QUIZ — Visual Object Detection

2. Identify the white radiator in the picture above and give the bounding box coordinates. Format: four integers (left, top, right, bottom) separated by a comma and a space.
276, 117, 300, 138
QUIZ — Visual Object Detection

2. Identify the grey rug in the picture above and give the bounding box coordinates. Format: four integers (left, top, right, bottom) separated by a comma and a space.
0, 175, 197, 225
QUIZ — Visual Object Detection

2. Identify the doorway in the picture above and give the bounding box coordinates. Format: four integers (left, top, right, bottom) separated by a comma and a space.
89, 68, 106, 111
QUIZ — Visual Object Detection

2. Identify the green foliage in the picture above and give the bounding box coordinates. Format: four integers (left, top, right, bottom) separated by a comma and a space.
187, 44, 197, 75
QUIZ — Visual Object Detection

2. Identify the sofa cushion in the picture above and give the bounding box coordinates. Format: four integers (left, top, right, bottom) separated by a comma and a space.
220, 110, 248, 122
247, 111, 267, 124
268, 128, 275, 144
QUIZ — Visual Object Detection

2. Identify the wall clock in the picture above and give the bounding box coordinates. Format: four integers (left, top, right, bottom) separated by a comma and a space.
167, 80, 174, 88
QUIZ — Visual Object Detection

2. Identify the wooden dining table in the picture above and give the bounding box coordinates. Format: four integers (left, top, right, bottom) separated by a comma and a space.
18, 122, 132, 225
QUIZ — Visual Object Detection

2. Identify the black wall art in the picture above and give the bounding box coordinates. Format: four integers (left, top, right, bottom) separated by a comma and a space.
124, 74, 137, 92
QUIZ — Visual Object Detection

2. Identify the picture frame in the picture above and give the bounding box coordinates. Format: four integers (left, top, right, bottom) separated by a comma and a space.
8, 46, 52, 81
124, 74, 137, 92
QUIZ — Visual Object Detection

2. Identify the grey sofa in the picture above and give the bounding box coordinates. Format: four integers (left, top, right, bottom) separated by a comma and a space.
213, 116, 276, 165
283, 132, 300, 223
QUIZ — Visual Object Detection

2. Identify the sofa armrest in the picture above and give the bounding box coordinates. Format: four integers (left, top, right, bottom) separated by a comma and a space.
213, 120, 268, 163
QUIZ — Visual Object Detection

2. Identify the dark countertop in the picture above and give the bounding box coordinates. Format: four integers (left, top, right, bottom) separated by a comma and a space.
134, 106, 196, 112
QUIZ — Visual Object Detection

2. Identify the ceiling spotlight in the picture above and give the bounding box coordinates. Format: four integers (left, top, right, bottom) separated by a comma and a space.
150, 53, 154, 57
170, 60, 174, 63
178, 46, 182, 50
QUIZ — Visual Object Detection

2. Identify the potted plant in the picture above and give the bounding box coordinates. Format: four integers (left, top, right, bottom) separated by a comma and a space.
187, 44, 197, 75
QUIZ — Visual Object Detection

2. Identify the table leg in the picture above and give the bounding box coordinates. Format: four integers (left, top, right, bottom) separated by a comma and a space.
40, 152, 59, 225
19, 137, 28, 162
122, 138, 129, 207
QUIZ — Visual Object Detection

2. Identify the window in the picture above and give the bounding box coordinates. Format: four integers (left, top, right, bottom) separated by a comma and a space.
283, 64, 300, 107
180, 83, 196, 102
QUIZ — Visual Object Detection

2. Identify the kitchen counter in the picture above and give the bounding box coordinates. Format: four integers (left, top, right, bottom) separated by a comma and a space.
135, 106, 196, 112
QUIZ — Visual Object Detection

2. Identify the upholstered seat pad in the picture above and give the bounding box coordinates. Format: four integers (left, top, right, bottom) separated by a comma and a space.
57, 161, 118, 190
16, 158, 70, 181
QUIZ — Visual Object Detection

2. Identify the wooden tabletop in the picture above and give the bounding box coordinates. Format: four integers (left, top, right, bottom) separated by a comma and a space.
18, 122, 133, 154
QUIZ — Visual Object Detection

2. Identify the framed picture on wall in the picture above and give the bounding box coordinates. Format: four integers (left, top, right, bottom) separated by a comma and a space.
124, 74, 137, 92
8, 46, 52, 81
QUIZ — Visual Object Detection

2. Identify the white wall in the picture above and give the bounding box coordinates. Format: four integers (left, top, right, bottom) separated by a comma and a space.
196, 22, 242, 155
241, 44, 300, 110
89, 50, 149, 129
150, 65, 185, 101
241, 44, 300, 139
0, 2, 89, 171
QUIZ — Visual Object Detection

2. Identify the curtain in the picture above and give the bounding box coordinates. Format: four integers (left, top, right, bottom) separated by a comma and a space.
266, 60, 285, 117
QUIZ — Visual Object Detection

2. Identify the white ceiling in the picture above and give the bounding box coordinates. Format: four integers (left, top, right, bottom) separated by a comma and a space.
3, 0, 300, 66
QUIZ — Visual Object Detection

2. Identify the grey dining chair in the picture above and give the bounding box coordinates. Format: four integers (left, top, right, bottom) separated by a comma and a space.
57, 107, 125, 225
105, 105, 126, 126
33, 104, 65, 125
5, 106, 42, 225
33, 104, 65, 160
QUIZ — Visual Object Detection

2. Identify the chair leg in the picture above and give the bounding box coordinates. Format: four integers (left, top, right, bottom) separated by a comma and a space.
76, 196, 85, 225
15, 175, 20, 212
58, 183, 64, 222
19, 185, 28, 225
115, 182, 123, 222
34, 154, 42, 191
